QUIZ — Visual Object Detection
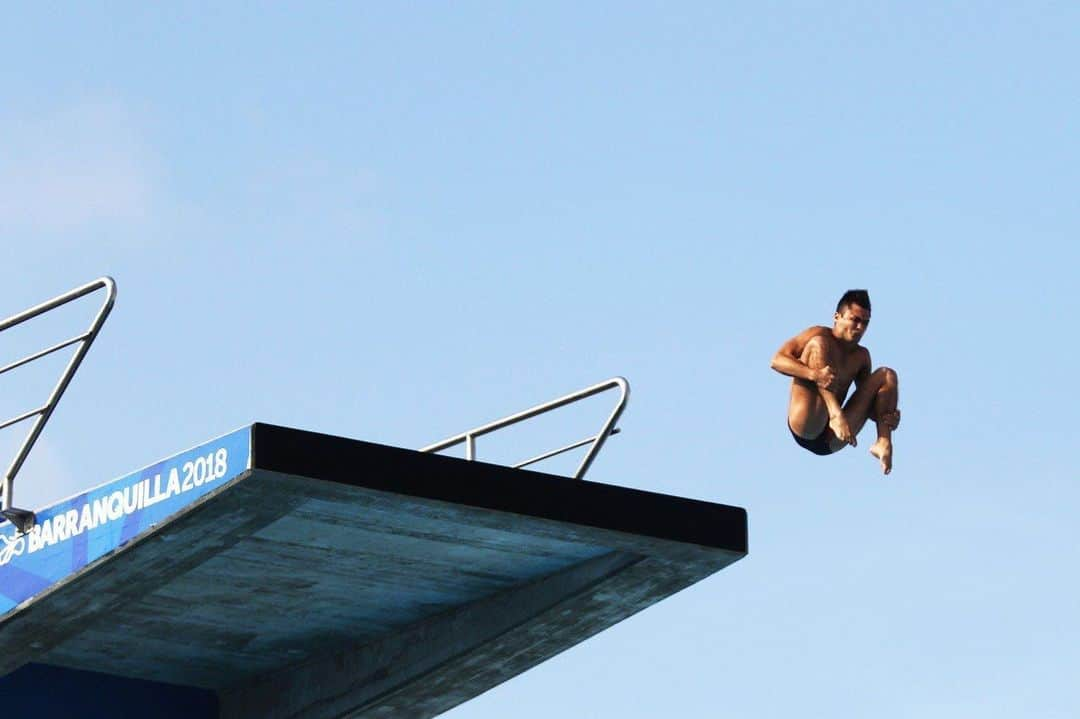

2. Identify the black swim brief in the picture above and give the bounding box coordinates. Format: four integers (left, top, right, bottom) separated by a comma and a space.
789, 423, 837, 456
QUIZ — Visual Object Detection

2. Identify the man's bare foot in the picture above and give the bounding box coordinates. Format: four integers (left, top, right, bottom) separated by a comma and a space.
869, 438, 893, 475
829, 414, 856, 446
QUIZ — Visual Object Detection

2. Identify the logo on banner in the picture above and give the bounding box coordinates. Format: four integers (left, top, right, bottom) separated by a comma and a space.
0, 531, 25, 566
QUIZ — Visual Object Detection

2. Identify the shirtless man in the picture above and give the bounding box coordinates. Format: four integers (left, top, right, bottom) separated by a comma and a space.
770, 289, 900, 474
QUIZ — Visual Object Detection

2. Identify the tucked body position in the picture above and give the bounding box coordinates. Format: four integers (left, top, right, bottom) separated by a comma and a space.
770, 290, 901, 474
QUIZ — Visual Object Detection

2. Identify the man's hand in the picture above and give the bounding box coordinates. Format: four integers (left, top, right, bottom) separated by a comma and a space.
880, 409, 901, 431
813, 365, 838, 393
829, 413, 857, 447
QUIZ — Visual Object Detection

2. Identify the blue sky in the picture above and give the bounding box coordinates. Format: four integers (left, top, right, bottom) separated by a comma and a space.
2, 3, 1078, 716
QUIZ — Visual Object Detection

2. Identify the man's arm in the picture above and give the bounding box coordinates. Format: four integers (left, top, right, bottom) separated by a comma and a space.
770, 328, 835, 388
852, 349, 872, 389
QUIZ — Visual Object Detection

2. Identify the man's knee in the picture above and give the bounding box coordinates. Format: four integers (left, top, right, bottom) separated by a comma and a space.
801, 335, 833, 367
874, 366, 898, 387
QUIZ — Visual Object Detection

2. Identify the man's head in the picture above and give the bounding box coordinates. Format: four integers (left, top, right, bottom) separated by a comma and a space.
833, 289, 871, 344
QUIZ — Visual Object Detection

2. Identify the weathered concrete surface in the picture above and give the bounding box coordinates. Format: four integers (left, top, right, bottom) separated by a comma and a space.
1, 424, 747, 717
218, 551, 644, 719
0, 469, 289, 680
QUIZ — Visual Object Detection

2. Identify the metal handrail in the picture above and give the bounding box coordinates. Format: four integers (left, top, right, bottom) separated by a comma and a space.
514, 428, 621, 470
419, 377, 629, 480
0, 277, 116, 532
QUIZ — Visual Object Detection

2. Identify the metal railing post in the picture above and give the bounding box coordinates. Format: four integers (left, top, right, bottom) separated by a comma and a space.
573, 376, 629, 480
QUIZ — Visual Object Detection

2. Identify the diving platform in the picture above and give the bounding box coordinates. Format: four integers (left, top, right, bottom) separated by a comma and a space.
0, 423, 747, 718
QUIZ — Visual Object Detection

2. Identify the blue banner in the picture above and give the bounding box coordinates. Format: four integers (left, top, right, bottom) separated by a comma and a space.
0, 427, 251, 617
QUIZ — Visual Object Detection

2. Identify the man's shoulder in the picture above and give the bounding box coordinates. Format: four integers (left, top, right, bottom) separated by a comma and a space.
788, 325, 834, 346
804, 325, 833, 339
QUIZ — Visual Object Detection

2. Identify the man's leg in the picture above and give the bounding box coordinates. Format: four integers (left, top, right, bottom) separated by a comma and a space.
835, 367, 899, 473
787, 335, 837, 441
799, 335, 855, 443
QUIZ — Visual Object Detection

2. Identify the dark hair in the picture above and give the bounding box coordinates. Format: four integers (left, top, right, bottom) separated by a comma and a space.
836, 289, 871, 314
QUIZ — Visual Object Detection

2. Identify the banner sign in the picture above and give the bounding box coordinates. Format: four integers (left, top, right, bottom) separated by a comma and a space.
0, 427, 251, 617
